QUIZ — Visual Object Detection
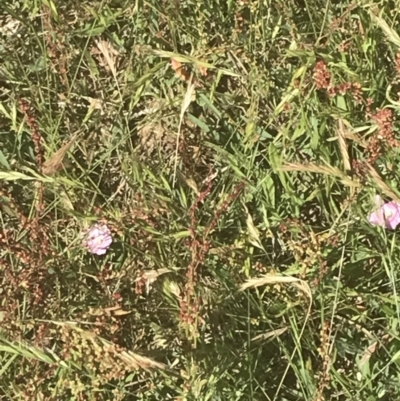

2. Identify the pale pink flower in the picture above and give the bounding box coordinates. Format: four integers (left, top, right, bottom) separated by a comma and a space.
84, 224, 112, 255
368, 196, 400, 230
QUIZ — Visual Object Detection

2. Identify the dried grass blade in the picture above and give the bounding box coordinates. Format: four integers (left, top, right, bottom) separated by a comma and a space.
281, 162, 341, 176
337, 119, 351, 171
239, 274, 300, 291
281, 162, 360, 187
366, 163, 400, 203
173, 76, 195, 186
343, 131, 367, 148
370, 12, 400, 48
95, 39, 119, 78
251, 327, 288, 342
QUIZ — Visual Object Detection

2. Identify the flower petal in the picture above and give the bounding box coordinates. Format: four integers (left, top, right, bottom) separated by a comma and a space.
384, 202, 400, 230
368, 210, 385, 227
93, 247, 107, 255
101, 236, 112, 247
374, 195, 384, 208
83, 223, 113, 255
87, 227, 101, 240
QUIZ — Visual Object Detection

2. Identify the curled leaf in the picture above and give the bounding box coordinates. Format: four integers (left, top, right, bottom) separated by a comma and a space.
42, 135, 77, 176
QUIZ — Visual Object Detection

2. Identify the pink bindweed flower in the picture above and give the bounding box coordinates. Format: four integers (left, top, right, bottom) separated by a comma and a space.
84, 224, 112, 255
368, 196, 400, 230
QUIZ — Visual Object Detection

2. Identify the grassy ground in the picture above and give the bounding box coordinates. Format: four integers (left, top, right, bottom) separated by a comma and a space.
2, 0, 400, 399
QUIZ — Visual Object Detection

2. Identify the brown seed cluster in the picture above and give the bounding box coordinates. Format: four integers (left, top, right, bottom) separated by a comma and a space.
0, 189, 53, 309
313, 61, 332, 90
41, 4, 69, 86
180, 173, 245, 338
365, 108, 399, 164
0, 98, 64, 364
19, 98, 44, 171
312, 60, 362, 103
396, 51, 400, 77
329, 3, 357, 34
351, 159, 368, 180
314, 320, 332, 401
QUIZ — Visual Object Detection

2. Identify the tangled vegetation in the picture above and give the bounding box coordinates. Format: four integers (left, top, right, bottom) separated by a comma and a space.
1, 0, 400, 400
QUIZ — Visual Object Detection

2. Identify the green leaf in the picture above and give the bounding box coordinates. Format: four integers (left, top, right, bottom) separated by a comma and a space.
310, 115, 320, 149
0, 150, 10, 169
268, 143, 281, 172
187, 113, 210, 133
173, 230, 191, 239
0, 171, 52, 182
391, 349, 400, 362
198, 93, 222, 118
